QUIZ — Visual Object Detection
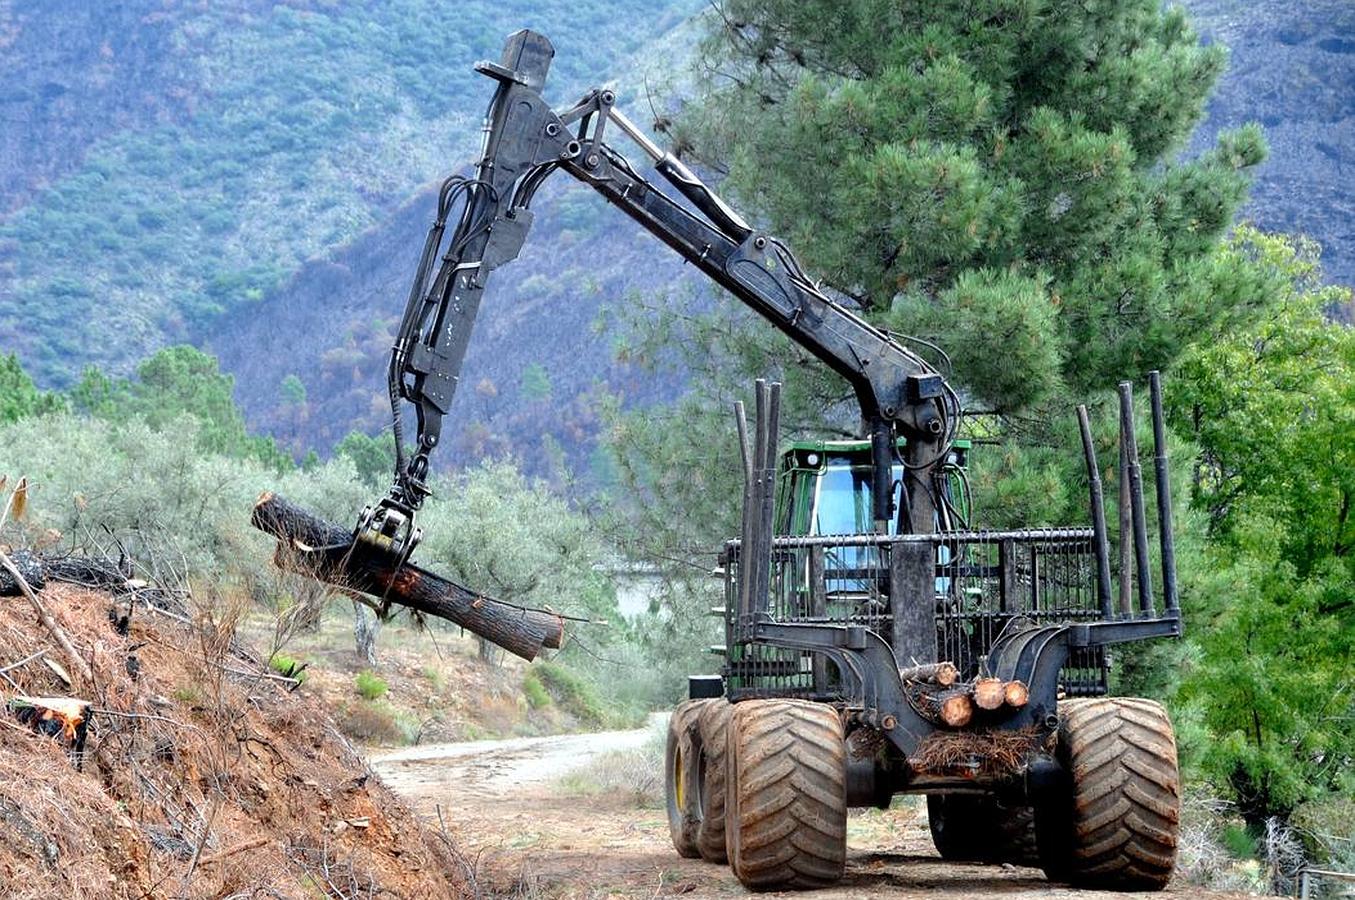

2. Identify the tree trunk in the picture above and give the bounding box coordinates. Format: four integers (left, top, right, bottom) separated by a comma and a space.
251, 492, 565, 661
353, 599, 380, 666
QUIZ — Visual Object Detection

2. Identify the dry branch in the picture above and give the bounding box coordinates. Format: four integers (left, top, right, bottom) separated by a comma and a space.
0, 549, 95, 687
0, 549, 45, 595
251, 492, 565, 661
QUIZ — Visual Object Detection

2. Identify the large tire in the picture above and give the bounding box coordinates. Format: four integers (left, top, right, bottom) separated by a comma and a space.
665, 700, 706, 858
726, 699, 847, 891
928, 795, 1039, 866
695, 699, 732, 862
1040, 697, 1180, 891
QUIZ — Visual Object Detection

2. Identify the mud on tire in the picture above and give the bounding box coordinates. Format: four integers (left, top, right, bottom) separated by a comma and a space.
726, 699, 847, 891
664, 699, 706, 858
1040, 697, 1180, 891
695, 699, 732, 862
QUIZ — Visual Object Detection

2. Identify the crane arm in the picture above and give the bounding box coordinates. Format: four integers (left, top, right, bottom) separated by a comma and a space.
356, 29, 959, 562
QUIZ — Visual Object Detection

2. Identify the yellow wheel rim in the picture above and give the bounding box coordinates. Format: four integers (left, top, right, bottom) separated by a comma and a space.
675, 746, 686, 809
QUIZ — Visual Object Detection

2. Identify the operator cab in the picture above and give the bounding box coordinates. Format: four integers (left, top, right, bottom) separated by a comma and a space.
775, 438, 971, 538
775, 438, 972, 599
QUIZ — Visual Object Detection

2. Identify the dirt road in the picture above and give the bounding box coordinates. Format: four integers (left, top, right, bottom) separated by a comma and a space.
372, 723, 1263, 900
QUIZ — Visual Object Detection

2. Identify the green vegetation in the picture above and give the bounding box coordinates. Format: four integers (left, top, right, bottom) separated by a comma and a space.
354, 671, 389, 701
268, 653, 308, 684
673, 0, 1264, 416
0, 347, 645, 735
0, 354, 65, 423
334, 430, 399, 485
71, 345, 293, 469
521, 672, 552, 710
1168, 229, 1353, 832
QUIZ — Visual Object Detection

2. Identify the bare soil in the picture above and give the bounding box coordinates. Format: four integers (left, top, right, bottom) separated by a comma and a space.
372, 723, 1276, 900
0, 583, 471, 899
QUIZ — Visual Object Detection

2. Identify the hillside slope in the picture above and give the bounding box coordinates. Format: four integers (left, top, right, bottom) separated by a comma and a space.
0, 0, 699, 387
0, 580, 469, 898
1, 0, 1349, 475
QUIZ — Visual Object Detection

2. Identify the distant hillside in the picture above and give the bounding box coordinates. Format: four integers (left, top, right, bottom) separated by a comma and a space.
1186, 0, 1355, 288
0, 0, 699, 387
1, 0, 1350, 480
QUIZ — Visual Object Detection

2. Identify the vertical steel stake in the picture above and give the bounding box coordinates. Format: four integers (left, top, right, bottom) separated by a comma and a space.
1149, 371, 1179, 614
1077, 405, 1115, 619
1119, 382, 1155, 615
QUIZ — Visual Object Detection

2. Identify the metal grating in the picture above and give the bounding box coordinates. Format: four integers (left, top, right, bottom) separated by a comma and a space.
722, 529, 1109, 701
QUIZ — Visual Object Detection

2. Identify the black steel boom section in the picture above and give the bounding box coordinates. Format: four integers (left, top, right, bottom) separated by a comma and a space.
356, 29, 959, 560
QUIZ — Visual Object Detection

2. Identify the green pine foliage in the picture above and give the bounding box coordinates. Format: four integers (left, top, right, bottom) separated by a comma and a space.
675, 0, 1265, 412
0, 353, 66, 423
71, 345, 292, 470
1168, 229, 1354, 828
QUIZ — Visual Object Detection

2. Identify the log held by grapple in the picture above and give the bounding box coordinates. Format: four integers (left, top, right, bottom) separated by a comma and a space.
251, 492, 565, 661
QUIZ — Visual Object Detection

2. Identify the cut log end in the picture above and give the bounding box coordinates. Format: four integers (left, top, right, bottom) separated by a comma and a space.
1003, 680, 1029, 708
918, 686, 974, 728
939, 692, 973, 728
973, 677, 1005, 711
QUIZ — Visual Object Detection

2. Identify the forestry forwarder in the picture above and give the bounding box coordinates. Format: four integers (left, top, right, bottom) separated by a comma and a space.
356, 30, 1185, 892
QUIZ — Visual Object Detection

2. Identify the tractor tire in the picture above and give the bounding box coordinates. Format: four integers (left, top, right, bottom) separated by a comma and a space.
928, 795, 1040, 866
726, 699, 847, 891
695, 699, 732, 862
665, 700, 707, 859
1040, 697, 1180, 891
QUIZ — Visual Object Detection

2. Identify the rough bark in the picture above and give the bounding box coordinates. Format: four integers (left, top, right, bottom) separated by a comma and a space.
899, 661, 959, 687
0, 550, 45, 595
251, 492, 565, 661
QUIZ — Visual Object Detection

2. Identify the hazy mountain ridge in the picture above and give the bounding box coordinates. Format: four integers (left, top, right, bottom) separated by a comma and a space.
0, 0, 1349, 479
1186, 0, 1355, 289
0, 0, 698, 387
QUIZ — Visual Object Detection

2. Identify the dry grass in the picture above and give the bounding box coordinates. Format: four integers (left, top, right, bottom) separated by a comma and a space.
912, 726, 1050, 778
557, 724, 665, 808
0, 581, 472, 898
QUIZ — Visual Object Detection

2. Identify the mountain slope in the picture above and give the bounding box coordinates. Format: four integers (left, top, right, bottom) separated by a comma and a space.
0, 0, 699, 386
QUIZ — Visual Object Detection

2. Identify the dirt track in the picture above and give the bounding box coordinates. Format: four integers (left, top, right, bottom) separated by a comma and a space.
372, 723, 1267, 900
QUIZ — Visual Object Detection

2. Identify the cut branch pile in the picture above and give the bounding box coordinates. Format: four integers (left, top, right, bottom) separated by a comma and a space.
912, 726, 1050, 777
250, 492, 565, 661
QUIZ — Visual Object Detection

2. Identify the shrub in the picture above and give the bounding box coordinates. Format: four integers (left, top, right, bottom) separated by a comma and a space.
268, 653, 307, 684
521, 673, 551, 710
354, 670, 388, 701
532, 661, 605, 728
336, 701, 399, 744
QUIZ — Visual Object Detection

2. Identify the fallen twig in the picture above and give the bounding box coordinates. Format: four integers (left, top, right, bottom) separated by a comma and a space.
0, 648, 45, 676
0, 548, 95, 687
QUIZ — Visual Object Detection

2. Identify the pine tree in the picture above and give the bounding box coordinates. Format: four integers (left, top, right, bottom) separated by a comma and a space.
672, 0, 1266, 413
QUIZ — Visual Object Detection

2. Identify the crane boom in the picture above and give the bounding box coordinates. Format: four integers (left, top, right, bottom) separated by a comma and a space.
356, 29, 960, 562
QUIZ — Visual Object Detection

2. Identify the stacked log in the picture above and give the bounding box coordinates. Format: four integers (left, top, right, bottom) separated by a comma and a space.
909, 675, 1033, 728
899, 661, 959, 687
917, 687, 974, 728
251, 493, 565, 662
973, 677, 1006, 710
